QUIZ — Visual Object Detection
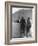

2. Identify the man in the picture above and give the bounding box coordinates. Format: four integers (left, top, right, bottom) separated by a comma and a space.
20, 17, 26, 37
26, 17, 31, 37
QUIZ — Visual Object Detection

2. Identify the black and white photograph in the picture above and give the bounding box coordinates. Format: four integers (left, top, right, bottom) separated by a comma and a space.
12, 7, 32, 38
5, 2, 37, 44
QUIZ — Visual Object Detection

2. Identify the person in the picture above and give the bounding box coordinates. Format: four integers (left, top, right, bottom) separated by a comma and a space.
20, 16, 26, 37
16, 16, 20, 23
26, 17, 31, 37
16, 19, 19, 23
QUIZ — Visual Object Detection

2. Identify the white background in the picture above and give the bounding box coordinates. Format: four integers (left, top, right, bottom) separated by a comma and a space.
0, 0, 38, 46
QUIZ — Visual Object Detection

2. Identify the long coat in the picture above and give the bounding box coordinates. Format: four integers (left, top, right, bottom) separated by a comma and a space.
20, 18, 26, 33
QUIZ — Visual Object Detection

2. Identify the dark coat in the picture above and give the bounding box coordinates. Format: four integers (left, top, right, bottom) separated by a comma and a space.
20, 18, 26, 33
27, 19, 31, 32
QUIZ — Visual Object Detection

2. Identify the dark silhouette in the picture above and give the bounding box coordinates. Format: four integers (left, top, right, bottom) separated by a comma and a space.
26, 17, 31, 37
20, 17, 26, 37
16, 20, 19, 23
